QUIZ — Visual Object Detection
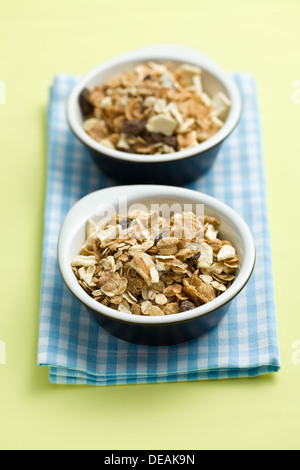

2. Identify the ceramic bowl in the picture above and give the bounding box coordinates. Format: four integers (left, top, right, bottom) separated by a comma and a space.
57, 185, 255, 345
66, 45, 242, 185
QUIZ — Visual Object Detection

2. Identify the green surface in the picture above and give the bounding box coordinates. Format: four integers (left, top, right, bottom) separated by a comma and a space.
0, 0, 299, 450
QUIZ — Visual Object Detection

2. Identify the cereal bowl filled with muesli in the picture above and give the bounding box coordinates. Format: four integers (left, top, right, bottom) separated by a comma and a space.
57, 185, 255, 345
67, 45, 242, 185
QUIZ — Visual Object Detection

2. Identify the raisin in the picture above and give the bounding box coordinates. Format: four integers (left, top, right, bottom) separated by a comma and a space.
79, 88, 94, 118
142, 130, 164, 144
141, 130, 178, 150
186, 252, 201, 268
164, 135, 178, 150
122, 119, 146, 136
120, 218, 131, 229
180, 300, 196, 312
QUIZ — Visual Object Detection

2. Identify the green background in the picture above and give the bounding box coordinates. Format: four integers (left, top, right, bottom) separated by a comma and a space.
0, 0, 299, 450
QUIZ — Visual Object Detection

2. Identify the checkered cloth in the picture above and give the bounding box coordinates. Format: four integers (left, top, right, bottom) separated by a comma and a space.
38, 73, 280, 385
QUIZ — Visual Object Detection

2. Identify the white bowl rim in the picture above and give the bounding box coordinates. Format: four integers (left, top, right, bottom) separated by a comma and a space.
66, 44, 242, 164
57, 185, 256, 326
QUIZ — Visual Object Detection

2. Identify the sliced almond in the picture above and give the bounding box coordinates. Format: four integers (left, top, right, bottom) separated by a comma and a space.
217, 244, 236, 261
146, 114, 177, 136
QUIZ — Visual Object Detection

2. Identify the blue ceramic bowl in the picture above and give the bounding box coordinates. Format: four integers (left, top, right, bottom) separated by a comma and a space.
57, 185, 255, 346
66, 45, 242, 186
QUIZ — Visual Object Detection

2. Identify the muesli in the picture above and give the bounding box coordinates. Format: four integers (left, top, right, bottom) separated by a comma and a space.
71, 210, 239, 316
79, 61, 231, 155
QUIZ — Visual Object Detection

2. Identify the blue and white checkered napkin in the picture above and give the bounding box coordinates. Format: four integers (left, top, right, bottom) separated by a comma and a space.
38, 73, 280, 385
